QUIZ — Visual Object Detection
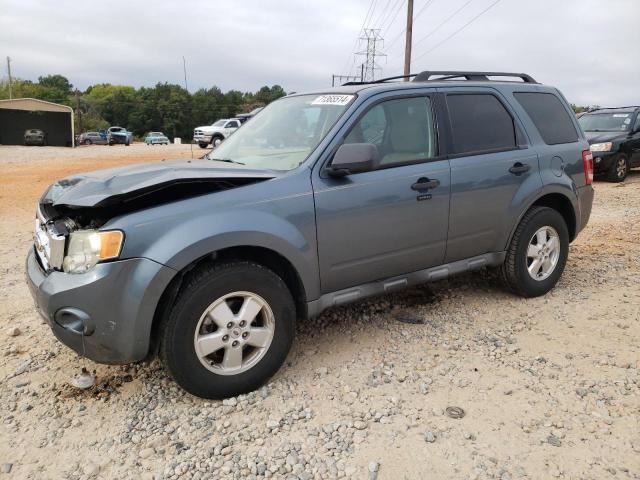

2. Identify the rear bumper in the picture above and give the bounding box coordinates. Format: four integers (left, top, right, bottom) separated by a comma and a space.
576, 185, 594, 236
25, 248, 175, 364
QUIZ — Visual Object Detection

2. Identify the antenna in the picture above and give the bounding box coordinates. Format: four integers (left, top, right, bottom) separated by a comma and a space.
182, 56, 193, 159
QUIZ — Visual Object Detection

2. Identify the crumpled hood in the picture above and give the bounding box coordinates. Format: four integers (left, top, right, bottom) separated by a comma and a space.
41, 159, 277, 208
584, 131, 626, 144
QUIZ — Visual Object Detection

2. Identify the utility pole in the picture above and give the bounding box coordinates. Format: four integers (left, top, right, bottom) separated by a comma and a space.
403, 0, 414, 80
357, 29, 386, 82
6, 56, 13, 99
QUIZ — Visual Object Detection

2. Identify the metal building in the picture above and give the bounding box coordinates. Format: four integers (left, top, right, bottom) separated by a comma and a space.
0, 98, 74, 147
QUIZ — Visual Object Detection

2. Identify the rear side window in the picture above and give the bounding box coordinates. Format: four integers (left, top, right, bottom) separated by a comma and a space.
514, 92, 578, 145
446, 94, 516, 154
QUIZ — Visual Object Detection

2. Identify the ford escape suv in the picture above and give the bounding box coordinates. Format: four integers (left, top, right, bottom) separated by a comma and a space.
26, 71, 594, 399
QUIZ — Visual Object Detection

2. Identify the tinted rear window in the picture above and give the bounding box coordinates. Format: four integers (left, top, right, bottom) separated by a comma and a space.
514, 92, 578, 145
446, 94, 516, 154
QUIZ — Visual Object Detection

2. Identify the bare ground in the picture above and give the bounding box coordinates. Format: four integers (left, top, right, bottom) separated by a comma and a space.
0, 145, 638, 480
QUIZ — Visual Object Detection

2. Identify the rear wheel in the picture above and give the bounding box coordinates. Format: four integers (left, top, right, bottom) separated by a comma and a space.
606, 154, 628, 182
501, 206, 569, 297
160, 262, 295, 399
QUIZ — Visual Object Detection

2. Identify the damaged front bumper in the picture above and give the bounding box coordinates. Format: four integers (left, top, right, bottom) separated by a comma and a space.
26, 248, 176, 364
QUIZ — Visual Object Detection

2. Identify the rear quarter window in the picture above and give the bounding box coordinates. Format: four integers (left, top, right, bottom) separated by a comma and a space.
514, 92, 578, 145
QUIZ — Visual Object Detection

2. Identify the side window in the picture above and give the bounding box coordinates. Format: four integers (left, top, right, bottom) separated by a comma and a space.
446, 94, 516, 154
514, 92, 578, 145
343, 96, 437, 168
634, 114, 640, 132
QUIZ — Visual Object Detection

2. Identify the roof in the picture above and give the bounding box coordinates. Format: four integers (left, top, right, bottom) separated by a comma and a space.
0, 97, 73, 114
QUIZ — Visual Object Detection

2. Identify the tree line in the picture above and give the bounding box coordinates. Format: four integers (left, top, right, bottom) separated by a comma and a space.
0, 74, 287, 139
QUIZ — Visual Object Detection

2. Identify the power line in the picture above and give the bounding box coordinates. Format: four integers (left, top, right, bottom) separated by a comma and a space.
413, 0, 502, 62
341, 0, 379, 74
412, 0, 475, 49
380, 0, 406, 35
386, 0, 438, 51
372, 0, 395, 28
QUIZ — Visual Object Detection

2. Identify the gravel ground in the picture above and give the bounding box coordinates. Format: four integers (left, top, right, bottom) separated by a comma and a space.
0, 146, 638, 479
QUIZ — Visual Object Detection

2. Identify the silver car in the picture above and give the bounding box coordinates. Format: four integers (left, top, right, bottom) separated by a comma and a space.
79, 131, 108, 145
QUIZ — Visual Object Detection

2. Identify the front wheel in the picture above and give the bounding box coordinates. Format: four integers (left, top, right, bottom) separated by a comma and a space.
198, 142, 209, 149
212, 136, 223, 147
501, 206, 569, 298
606, 154, 628, 182
160, 262, 295, 399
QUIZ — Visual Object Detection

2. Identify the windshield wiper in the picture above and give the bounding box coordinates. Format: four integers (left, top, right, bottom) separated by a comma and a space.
208, 157, 245, 165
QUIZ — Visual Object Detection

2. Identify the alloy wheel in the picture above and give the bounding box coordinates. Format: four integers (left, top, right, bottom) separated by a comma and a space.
526, 226, 560, 281
193, 291, 275, 375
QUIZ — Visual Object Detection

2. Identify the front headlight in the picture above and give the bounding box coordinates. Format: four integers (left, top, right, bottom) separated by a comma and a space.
590, 142, 613, 152
62, 230, 124, 273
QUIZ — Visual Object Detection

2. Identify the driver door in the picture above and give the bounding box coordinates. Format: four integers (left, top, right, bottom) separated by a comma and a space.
312, 94, 451, 293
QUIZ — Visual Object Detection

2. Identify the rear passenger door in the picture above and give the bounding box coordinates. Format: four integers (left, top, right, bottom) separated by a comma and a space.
442, 89, 541, 263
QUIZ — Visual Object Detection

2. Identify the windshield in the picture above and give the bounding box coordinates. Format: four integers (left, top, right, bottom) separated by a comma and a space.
579, 112, 632, 132
205, 94, 354, 170
212, 120, 226, 127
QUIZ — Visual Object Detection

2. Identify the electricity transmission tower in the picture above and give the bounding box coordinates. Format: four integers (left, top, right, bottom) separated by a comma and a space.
357, 29, 386, 82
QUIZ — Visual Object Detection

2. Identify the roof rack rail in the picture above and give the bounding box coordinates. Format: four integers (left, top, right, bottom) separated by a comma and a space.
412, 71, 537, 83
342, 74, 417, 86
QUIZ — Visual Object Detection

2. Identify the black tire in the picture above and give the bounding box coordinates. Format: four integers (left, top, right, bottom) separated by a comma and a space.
501, 206, 569, 298
198, 142, 209, 149
160, 261, 295, 399
606, 154, 628, 182
85, 139, 92, 145
212, 135, 224, 147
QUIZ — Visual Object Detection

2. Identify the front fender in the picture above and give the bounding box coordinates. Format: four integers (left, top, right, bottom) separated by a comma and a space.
163, 210, 318, 297
109, 188, 320, 301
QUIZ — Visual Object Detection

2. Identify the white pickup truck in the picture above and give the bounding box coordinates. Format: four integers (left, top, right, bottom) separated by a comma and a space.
193, 118, 241, 148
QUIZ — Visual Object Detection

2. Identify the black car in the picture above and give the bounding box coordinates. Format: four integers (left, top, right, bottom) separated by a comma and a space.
24, 129, 47, 146
578, 106, 640, 182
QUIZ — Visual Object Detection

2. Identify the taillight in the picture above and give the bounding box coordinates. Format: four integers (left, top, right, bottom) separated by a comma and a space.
582, 150, 593, 185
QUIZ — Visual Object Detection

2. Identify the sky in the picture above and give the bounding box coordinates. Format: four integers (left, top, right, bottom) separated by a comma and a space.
0, 0, 638, 106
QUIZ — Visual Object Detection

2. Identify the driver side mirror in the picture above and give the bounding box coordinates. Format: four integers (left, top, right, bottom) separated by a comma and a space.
327, 143, 380, 177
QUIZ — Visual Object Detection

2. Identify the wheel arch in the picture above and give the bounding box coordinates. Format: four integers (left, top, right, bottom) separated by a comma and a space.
147, 245, 308, 358
508, 191, 577, 247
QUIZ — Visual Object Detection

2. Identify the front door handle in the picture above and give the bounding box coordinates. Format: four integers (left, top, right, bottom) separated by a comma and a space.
509, 162, 531, 175
411, 177, 440, 191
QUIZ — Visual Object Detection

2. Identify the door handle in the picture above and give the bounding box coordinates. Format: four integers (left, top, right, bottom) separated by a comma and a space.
509, 162, 531, 175
411, 177, 440, 191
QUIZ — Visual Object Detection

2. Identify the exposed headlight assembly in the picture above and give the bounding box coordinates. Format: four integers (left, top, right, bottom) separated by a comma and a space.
63, 230, 124, 273
589, 142, 612, 152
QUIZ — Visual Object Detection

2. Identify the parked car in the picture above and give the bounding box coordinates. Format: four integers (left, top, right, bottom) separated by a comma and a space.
24, 129, 47, 146
27, 70, 594, 399
578, 106, 640, 182
107, 126, 133, 146
79, 131, 108, 145
193, 118, 241, 148
144, 132, 170, 145
235, 107, 263, 124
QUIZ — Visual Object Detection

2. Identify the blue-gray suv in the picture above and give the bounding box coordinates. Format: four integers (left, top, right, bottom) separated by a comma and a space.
26, 71, 594, 399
